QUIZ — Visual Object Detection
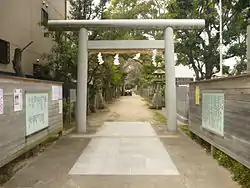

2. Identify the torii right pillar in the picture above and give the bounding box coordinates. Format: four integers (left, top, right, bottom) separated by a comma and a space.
164, 27, 177, 132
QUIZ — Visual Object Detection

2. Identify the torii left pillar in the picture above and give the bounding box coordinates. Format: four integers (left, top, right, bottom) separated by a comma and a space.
76, 28, 88, 133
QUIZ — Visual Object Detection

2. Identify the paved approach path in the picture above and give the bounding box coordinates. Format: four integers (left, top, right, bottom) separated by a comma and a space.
4, 95, 239, 188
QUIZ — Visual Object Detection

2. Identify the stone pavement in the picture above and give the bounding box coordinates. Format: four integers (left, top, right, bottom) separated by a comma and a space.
69, 122, 179, 176
3, 95, 240, 188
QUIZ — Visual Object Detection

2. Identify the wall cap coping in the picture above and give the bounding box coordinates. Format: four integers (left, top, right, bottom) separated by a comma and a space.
190, 73, 250, 85
0, 75, 63, 85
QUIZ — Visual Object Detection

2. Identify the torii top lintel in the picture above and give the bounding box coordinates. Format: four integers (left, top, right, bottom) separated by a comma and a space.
48, 19, 205, 31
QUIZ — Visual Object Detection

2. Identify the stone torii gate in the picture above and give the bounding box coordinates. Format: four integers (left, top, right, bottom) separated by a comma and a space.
48, 19, 205, 133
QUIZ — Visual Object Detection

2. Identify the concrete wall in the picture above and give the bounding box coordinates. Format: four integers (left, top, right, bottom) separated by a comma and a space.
0, 0, 66, 75
189, 75, 250, 169
0, 75, 63, 168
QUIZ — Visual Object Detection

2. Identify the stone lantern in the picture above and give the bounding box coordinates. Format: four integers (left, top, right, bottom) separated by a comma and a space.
150, 62, 165, 109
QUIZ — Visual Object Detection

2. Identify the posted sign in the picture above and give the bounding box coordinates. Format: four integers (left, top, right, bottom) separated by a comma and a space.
25, 93, 49, 136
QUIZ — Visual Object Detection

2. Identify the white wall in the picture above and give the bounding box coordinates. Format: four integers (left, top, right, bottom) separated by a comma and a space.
0, 0, 65, 75
175, 64, 194, 78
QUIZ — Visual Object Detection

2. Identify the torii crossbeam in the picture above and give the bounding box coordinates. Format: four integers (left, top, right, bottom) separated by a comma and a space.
48, 19, 205, 133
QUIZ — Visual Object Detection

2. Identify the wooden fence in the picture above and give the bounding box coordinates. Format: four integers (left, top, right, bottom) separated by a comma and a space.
139, 86, 189, 124
139, 87, 155, 100
189, 75, 250, 169
0, 75, 63, 168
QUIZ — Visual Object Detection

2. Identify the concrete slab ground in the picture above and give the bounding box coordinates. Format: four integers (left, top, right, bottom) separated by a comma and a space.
69, 122, 179, 175
3, 95, 240, 188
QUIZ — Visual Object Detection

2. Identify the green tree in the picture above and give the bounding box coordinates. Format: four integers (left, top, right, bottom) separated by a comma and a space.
69, 0, 127, 109
166, 0, 249, 79
43, 0, 128, 113
43, 32, 77, 83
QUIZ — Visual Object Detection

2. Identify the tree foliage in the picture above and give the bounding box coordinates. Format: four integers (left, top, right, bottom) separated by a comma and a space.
45, 0, 249, 104
42, 0, 128, 111
166, 0, 249, 79
44, 33, 77, 83
105, 0, 249, 80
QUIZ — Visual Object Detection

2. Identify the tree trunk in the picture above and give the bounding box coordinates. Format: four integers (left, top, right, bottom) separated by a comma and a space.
205, 60, 213, 79
104, 86, 112, 102
89, 94, 96, 113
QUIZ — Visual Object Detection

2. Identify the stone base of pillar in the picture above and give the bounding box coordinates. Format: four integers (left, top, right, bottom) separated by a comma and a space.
95, 90, 106, 109
87, 104, 91, 115
150, 92, 163, 109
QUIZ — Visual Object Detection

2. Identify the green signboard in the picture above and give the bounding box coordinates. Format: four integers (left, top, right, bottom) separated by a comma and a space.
25, 93, 49, 136
202, 92, 224, 136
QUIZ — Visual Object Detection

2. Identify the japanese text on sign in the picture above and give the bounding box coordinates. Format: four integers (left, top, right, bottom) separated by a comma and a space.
25, 93, 49, 136
202, 92, 224, 136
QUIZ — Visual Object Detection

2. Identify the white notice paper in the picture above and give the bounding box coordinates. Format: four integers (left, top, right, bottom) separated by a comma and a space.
52, 85, 58, 100
14, 89, 23, 112
0, 89, 3, 114
58, 100, 63, 114
58, 86, 63, 100
52, 85, 63, 100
